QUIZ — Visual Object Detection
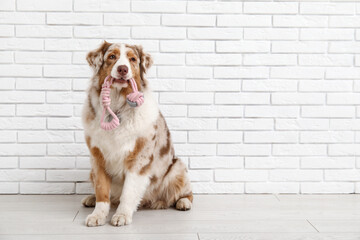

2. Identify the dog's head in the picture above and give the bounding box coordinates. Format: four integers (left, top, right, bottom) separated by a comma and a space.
86, 41, 153, 93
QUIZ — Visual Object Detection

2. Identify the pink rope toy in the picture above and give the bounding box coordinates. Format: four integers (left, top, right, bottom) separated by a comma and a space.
100, 75, 144, 131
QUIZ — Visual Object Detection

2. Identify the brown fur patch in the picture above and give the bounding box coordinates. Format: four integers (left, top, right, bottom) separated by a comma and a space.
90, 146, 111, 202
139, 154, 154, 175
159, 129, 171, 157
163, 157, 178, 179
85, 136, 91, 149
150, 175, 158, 184
124, 137, 146, 171
86, 95, 96, 123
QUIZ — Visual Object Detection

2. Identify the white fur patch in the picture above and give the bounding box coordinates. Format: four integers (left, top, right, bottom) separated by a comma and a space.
111, 43, 133, 81
85, 202, 110, 227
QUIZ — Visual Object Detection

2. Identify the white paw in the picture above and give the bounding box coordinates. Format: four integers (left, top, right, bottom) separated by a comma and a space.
111, 213, 132, 226
176, 198, 192, 211
85, 213, 107, 227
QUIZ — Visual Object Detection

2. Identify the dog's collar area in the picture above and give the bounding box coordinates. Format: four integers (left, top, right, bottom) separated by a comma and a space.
100, 75, 144, 131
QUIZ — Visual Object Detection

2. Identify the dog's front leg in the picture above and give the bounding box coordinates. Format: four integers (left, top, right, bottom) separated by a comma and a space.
111, 172, 149, 226
85, 158, 112, 227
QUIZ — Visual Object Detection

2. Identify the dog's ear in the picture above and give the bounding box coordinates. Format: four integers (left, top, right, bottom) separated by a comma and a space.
134, 45, 153, 85
86, 41, 112, 73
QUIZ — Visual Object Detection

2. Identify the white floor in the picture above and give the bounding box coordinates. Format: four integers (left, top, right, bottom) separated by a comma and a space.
0, 195, 360, 239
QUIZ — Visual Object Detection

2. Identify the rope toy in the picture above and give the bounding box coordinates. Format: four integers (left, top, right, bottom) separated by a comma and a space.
100, 75, 144, 131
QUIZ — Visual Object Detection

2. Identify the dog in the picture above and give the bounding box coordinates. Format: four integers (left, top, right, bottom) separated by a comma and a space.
81, 41, 193, 227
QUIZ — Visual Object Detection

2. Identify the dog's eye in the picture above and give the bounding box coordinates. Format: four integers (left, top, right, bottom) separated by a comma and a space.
130, 57, 136, 62
109, 54, 116, 59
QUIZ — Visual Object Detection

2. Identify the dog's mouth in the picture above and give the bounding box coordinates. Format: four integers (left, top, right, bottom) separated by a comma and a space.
112, 77, 129, 85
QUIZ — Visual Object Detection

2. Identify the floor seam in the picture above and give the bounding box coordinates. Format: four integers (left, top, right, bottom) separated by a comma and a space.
197, 232, 200, 240
307, 219, 320, 233
72, 210, 79, 222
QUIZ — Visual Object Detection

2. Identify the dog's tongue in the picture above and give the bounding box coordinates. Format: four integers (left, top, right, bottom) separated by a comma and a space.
113, 78, 128, 84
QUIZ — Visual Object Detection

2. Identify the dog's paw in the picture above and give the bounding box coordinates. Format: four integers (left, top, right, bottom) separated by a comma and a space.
175, 198, 192, 211
111, 213, 132, 226
82, 195, 96, 207
85, 213, 107, 227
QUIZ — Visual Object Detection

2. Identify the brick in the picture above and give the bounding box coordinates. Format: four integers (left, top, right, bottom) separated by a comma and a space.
104, 13, 159, 26
272, 41, 327, 53
47, 117, 82, 130
328, 93, 360, 105
159, 105, 187, 117
160, 40, 214, 53
160, 92, 213, 104
0, 78, 15, 90
302, 106, 355, 118
300, 2, 355, 15
300, 29, 354, 41
244, 131, 298, 143
132, 1, 186, 13
329, 42, 360, 53
0, 131, 16, 142
0, 144, 46, 156
299, 80, 353, 92
0, 182, 18, 194
188, 170, 213, 182
16, 78, 71, 90
326, 68, 360, 79
301, 183, 354, 194
170, 131, 187, 143
244, 54, 297, 66
76, 157, 91, 169
174, 144, 216, 156
244, 2, 298, 14
188, 105, 243, 117
218, 15, 271, 27
45, 39, 103, 51
17, 0, 72, 11
47, 170, 89, 182
274, 16, 327, 27
74, 26, 130, 38
246, 183, 299, 194
151, 53, 185, 66
0, 157, 18, 168
218, 144, 271, 156
20, 182, 75, 194
272, 93, 325, 105
44, 65, 90, 78
186, 80, 240, 92
271, 67, 324, 79
163, 14, 215, 27
214, 67, 269, 79
20, 157, 75, 169
17, 104, 72, 117
186, 54, 242, 66
215, 170, 268, 182
188, 28, 243, 40
330, 119, 360, 130
15, 52, 72, 64
270, 170, 322, 181
216, 93, 269, 105
48, 144, 88, 156
325, 170, 360, 181
245, 28, 298, 40
245, 106, 299, 118
219, 119, 273, 130
74, 0, 130, 12
0, 65, 42, 77
273, 144, 327, 156
216, 41, 270, 53
190, 157, 244, 169
0, 25, 14, 37
167, 118, 216, 130
0, 12, 45, 24
301, 157, 355, 169
133, 27, 186, 39
0, 117, 45, 129
299, 54, 353, 66
193, 182, 244, 194
243, 80, 297, 92
158, 66, 212, 79
0, 38, 43, 50
47, 13, 102, 25
329, 16, 360, 27
0, 51, 13, 63
0, 104, 15, 116
246, 157, 299, 169
16, 25, 72, 38
0, 170, 44, 181
151, 79, 184, 91
0, 91, 44, 103
188, 1, 242, 14
329, 144, 360, 156
18, 131, 73, 143
301, 131, 353, 143
0, 0, 15, 10
189, 131, 242, 143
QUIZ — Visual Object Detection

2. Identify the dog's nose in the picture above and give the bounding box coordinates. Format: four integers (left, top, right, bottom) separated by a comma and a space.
117, 65, 128, 75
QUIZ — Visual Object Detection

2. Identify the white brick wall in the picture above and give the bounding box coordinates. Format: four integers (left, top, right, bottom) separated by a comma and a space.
0, 0, 359, 194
